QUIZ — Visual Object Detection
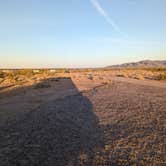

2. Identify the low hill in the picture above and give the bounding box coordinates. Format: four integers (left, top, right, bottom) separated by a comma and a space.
107, 60, 166, 68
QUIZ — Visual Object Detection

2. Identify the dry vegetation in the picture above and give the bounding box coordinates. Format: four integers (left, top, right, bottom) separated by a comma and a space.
0, 68, 166, 92
0, 68, 166, 166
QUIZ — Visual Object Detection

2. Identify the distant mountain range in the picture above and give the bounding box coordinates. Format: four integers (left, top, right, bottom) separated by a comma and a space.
107, 60, 166, 68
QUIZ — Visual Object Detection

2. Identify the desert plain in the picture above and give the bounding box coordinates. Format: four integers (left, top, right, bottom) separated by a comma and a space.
0, 68, 166, 166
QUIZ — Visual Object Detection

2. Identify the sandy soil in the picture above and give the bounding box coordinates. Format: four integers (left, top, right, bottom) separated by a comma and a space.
0, 73, 165, 166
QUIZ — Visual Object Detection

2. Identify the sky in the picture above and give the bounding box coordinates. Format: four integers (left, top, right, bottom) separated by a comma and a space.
0, 0, 166, 68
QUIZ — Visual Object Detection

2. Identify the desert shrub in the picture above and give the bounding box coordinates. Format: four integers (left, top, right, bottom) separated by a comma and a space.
63, 69, 70, 73
99, 76, 104, 80
6, 72, 15, 79
116, 73, 128, 77
133, 74, 144, 80
20, 70, 32, 75
157, 73, 166, 80
16, 70, 34, 76
143, 67, 166, 72
87, 74, 93, 80
116, 74, 125, 77
0, 72, 5, 78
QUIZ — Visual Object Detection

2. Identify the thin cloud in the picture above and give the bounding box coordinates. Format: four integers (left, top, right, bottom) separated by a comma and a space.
90, 0, 126, 36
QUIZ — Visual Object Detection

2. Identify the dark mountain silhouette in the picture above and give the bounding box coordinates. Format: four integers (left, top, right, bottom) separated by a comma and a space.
107, 60, 166, 68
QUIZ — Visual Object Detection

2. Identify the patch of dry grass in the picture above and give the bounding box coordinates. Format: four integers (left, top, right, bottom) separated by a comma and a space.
156, 73, 166, 80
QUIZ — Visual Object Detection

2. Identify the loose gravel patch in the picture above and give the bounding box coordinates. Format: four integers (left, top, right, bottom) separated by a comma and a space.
0, 81, 166, 166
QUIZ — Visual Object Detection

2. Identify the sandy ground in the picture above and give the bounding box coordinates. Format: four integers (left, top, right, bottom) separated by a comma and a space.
0, 74, 166, 165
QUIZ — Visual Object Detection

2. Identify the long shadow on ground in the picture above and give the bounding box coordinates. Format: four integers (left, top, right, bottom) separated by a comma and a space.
0, 77, 104, 166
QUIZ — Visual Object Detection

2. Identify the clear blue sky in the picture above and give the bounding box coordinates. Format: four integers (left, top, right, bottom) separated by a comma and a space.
0, 0, 166, 68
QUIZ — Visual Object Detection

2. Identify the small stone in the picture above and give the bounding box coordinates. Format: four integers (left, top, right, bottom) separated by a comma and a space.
104, 145, 111, 151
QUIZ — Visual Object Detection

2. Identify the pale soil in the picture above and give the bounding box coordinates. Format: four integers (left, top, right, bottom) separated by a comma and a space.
0, 72, 166, 166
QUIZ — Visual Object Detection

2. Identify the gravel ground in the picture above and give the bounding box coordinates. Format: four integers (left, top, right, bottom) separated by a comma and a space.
0, 78, 166, 166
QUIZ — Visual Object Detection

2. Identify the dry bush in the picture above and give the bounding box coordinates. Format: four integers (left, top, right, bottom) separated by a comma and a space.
87, 74, 93, 80
143, 67, 166, 72
16, 70, 33, 75
133, 74, 144, 80
0, 72, 6, 78
116, 73, 128, 78
156, 73, 166, 80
